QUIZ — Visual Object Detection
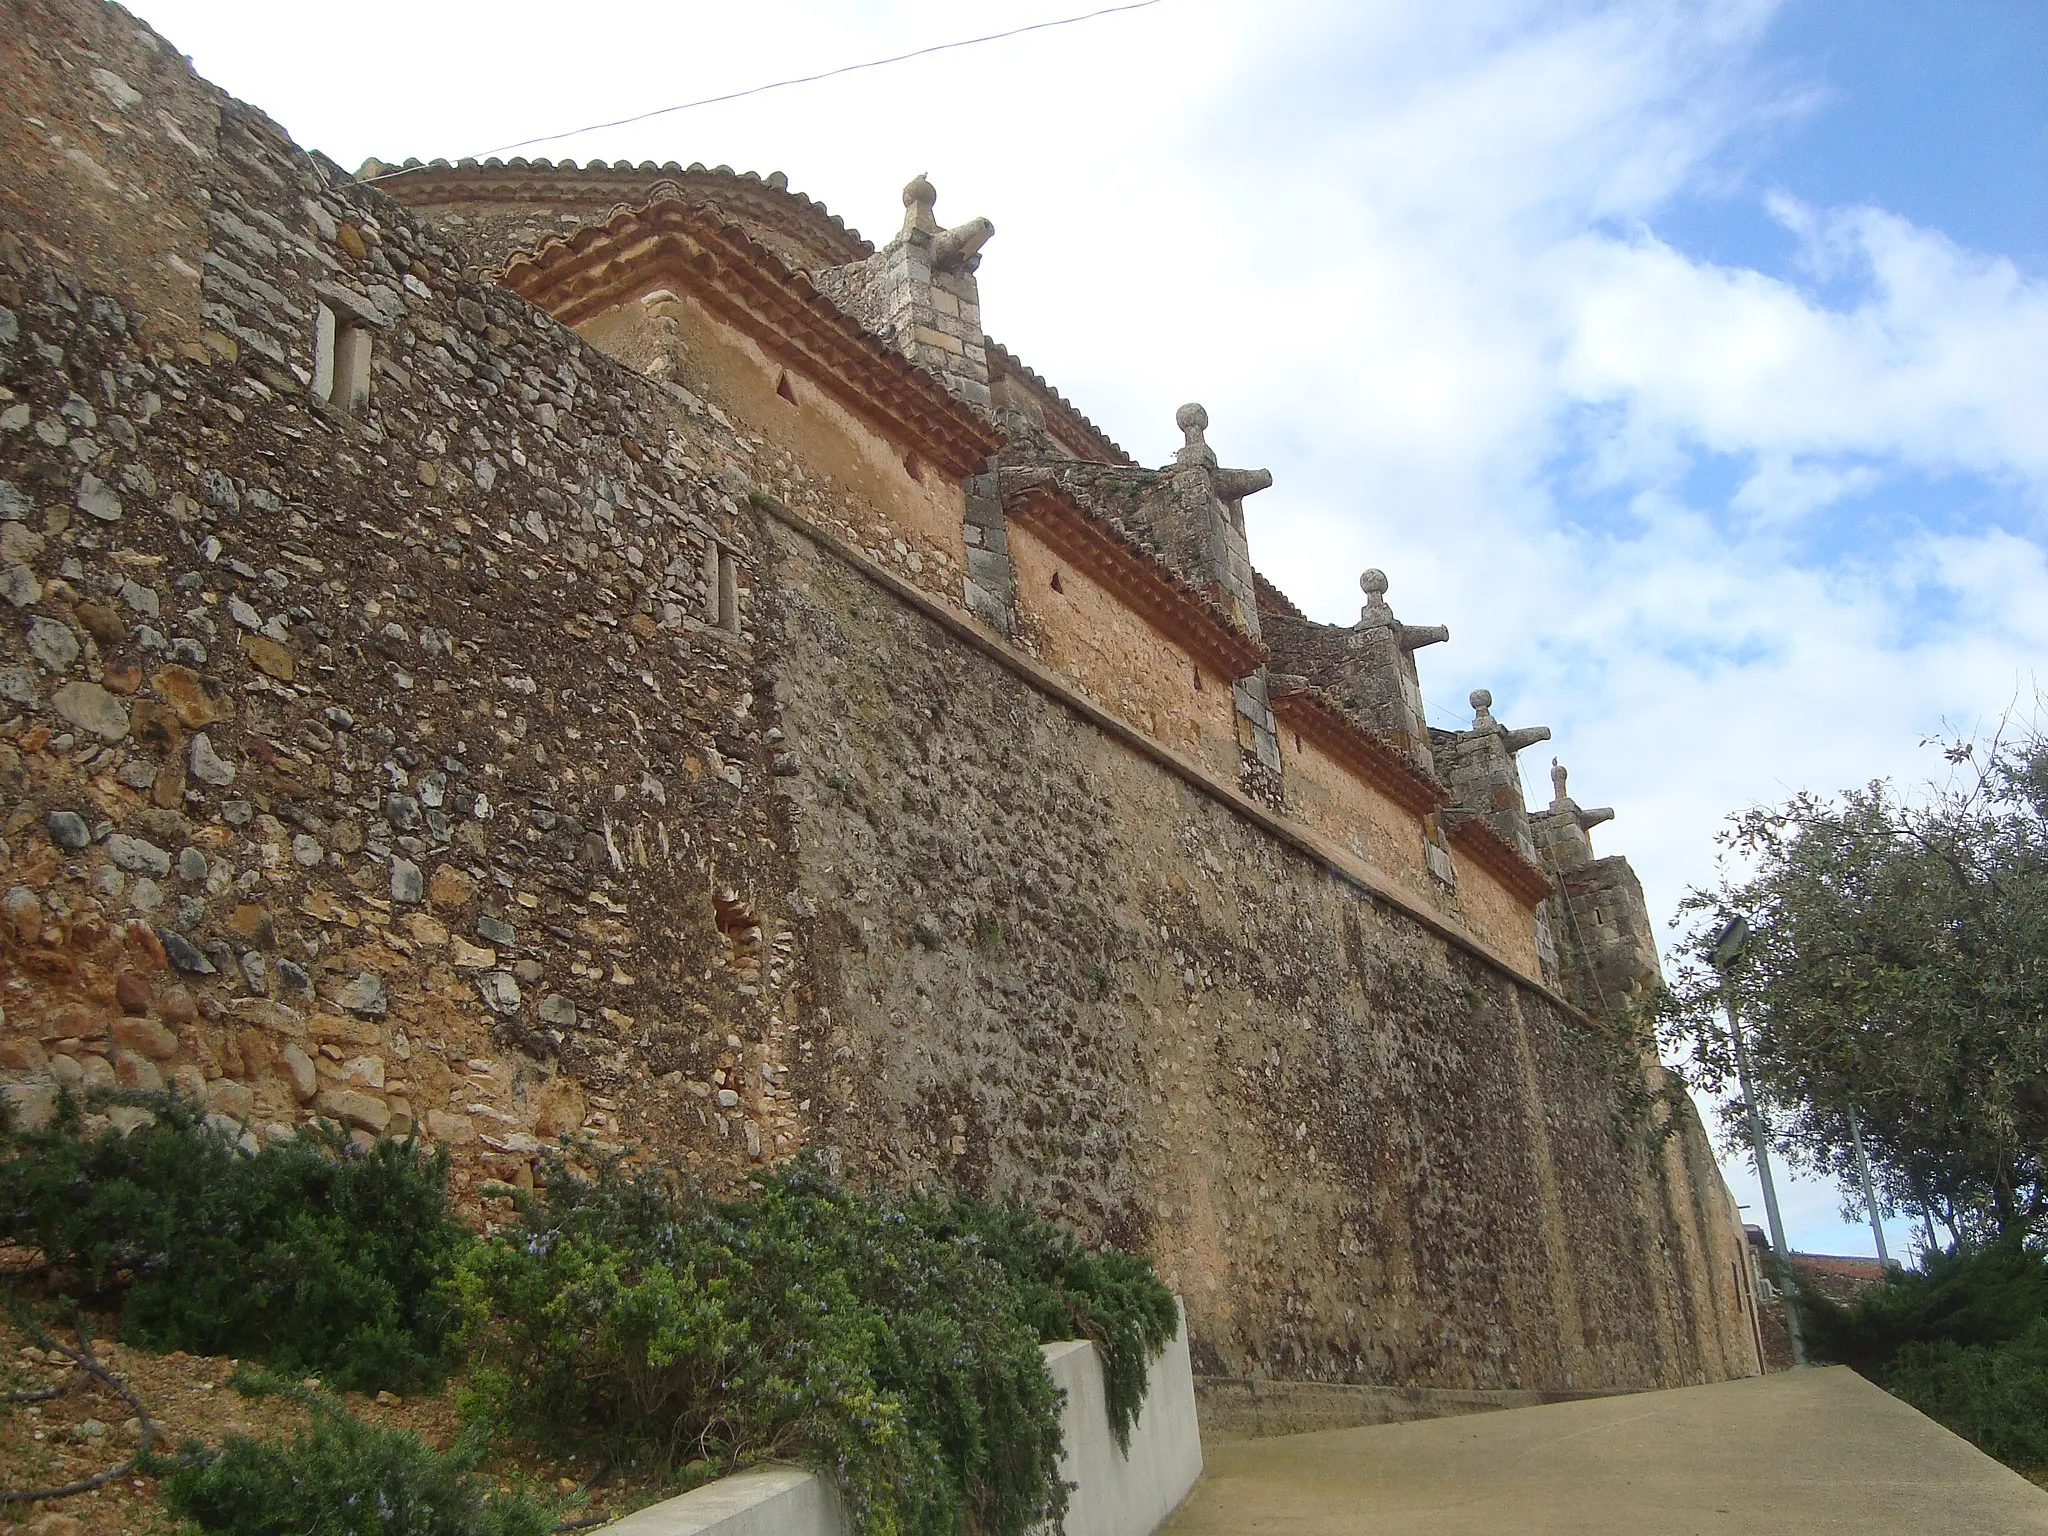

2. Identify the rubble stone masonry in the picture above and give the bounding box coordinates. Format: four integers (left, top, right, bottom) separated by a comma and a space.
0, 0, 1759, 1391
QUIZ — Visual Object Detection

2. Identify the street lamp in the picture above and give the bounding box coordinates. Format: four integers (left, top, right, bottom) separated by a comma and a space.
1709, 915, 1807, 1367
1847, 1103, 1893, 1269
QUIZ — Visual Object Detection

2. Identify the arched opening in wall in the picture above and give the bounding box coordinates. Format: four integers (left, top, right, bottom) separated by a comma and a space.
713, 889, 764, 977
775, 370, 797, 405
903, 450, 924, 483
1049, 570, 1063, 594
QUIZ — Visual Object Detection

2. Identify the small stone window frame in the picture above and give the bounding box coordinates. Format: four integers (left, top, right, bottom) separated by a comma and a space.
702, 537, 740, 633
310, 282, 388, 419
1424, 829, 1456, 888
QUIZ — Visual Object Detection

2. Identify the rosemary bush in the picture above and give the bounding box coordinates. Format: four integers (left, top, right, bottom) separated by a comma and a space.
457, 1158, 1177, 1536
0, 1092, 469, 1392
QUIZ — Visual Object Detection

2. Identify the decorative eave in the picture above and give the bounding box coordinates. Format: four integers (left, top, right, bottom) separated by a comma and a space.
364, 156, 873, 268
1268, 683, 1448, 816
1000, 471, 1268, 682
985, 338, 1135, 466
1444, 814, 1555, 908
500, 191, 999, 480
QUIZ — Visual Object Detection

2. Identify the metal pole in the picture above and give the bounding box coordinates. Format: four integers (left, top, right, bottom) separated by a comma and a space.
1726, 990, 1807, 1367
1847, 1104, 1892, 1268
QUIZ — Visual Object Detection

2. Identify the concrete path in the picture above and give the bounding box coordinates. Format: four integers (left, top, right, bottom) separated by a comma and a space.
1164, 1366, 2048, 1536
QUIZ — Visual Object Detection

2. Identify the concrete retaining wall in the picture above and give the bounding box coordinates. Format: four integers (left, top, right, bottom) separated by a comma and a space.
604, 1466, 843, 1536
604, 1312, 1201, 1536
1043, 1303, 1204, 1536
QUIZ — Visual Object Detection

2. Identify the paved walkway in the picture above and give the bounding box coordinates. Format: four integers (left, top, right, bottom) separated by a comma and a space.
1164, 1366, 2048, 1536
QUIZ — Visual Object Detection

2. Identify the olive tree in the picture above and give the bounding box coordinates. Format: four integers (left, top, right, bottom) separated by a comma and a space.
1661, 729, 2048, 1246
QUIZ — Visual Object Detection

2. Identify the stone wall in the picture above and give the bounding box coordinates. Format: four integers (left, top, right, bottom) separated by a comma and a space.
0, 0, 1759, 1392
0, 0, 829, 1196
761, 516, 1758, 1386
1003, 517, 1243, 780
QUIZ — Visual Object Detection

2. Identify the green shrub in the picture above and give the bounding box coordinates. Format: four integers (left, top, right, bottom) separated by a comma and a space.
1800, 1243, 2048, 1470
162, 1394, 556, 1536
1799, 1241, 2048, 1373
0, 1091, 470, 1392
1881, 1322, 2048, 1470
457, 1158, 1177, 1536
902, 1190, 1178, 1451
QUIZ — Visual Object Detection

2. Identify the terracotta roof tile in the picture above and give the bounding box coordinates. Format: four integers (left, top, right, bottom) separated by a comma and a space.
985, 339, 1135, 466
365, 157, 873, 270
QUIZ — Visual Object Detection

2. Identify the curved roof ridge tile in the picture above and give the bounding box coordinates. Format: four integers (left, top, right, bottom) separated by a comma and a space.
363, 158, 873, 265
998, 465, 1267, 680
1444, 811, 1554, 906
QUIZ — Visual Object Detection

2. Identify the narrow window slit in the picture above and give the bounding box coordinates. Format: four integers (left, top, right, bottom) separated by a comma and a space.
702, 539, 740, 633
312, 302, 373, 417
1049, 570, 1064, 594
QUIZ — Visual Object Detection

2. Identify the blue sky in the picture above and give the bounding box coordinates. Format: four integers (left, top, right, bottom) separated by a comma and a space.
1682, 1, 2046, 275
131, 0, 2048, 1260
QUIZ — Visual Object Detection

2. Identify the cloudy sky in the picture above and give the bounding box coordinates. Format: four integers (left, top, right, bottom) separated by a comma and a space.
130, 0, 2047, 1257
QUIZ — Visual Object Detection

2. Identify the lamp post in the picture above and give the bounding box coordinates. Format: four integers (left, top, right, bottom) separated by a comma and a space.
1847, 1104, 1892, 1268
1710, 915, 1806, 1367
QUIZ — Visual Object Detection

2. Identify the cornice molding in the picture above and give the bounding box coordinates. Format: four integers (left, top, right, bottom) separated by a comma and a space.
1001, 473, 1268, 682
1268, 685, 1448, 817
1445, 814, 1555, 908
500, 192, 998, 480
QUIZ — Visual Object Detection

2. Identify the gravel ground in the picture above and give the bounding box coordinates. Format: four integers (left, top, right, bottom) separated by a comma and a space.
0, 1307, 661, 1535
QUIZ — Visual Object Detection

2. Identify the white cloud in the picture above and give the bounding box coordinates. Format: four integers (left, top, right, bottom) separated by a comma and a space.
1730, 457, 1883, 521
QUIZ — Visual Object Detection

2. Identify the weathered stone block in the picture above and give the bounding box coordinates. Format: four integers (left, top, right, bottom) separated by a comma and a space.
315, 1088, 390, 1133
111, 1017, 178, 1061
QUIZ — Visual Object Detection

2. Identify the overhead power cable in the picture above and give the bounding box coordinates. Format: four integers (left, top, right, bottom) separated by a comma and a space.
365, 0, 1167, 181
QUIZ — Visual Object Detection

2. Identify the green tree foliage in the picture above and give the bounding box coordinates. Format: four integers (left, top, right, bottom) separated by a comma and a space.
1660, 730, 2048, 1242
0, 1092, 469, 1391
163, 1392, 557, 1536
456, 1156, 1178, 1536
1800, 1244, 2048, 1471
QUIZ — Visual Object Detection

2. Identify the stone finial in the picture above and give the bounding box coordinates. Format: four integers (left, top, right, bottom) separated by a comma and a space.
1550, 756, 1569, 810
901, 173, 940, 236
1175, 402, 1214, 468
1471, 689, 1549, 753
1358, 568, 1448, 650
